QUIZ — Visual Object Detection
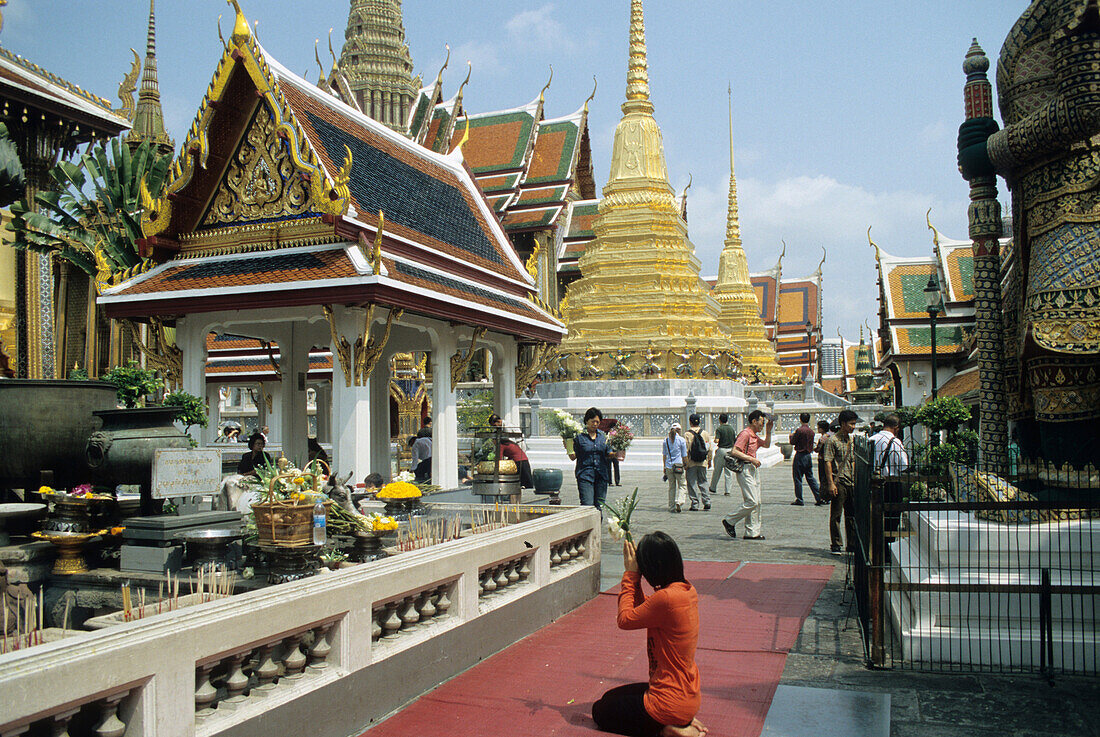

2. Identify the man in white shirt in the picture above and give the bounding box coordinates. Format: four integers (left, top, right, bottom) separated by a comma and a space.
870, 414, 908, 545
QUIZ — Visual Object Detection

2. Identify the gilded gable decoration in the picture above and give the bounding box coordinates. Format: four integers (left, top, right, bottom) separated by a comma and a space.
202, 103, 313, 226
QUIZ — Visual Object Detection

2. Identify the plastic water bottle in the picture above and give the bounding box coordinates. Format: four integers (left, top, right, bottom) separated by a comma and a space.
312, 500, 326, 545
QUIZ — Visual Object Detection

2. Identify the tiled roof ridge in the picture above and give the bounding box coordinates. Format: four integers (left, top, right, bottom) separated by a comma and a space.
459, 96, 540, 122
0, 46, 114, 110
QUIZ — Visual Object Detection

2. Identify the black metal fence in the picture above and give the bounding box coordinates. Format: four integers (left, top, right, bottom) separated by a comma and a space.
849, 435, 1100, 676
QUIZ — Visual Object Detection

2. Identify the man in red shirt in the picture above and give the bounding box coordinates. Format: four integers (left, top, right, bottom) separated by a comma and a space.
788, 412, 822, 506
722, 409, 772, 540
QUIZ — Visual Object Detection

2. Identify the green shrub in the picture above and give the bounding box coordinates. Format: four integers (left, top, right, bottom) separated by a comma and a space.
102, 362, 162, 408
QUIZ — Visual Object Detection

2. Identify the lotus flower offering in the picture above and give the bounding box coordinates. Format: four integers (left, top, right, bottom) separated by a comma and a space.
602, 487, 639, 542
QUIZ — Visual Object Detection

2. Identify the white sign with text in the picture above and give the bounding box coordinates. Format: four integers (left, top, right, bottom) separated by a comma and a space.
152, 449, 222, 499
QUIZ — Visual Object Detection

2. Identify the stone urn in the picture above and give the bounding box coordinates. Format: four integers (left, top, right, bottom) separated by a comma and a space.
779, 443, 794, 460
0, 380, 117, 492
532, 468, 563, 505
86, 407, 191, 513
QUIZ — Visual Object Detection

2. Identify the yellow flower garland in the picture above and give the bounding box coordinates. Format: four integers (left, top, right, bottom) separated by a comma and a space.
377, 481, 422, 499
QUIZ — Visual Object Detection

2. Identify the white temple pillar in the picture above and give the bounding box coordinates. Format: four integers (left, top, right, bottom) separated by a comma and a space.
491, 339, 519, 429
369, 355, 392, 480
205, 384, 221, 445
277, 322, 309, 465
315, 382, 332, 444
330, 307, 372, 481
175, 316, 210, 445
430, 331, 458, 488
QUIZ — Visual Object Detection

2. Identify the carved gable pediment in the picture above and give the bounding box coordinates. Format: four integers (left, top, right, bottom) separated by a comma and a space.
200, 102, 319, 229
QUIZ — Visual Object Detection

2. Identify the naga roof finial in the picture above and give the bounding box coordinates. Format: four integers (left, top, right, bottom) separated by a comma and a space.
328, 29, 337, 70
814, 246, 826, 276
867, 226, 882, 260
315, 40, 327, 87
925, 207, 942, 248
539, 65, 553, 105
583, 75, 597, 113
226, 0, 249, 45
216, 14, 226, 49
433, 44, 451, 89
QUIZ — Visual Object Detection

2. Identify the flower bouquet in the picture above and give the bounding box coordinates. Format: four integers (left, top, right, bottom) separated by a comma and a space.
606, 421, 635, 459
540, 408, 584, 454
602, 487, 639, 543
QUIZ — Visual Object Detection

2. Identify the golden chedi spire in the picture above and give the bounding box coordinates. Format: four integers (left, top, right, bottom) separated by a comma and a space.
125, 0, 175, 157
338, 0, 418, 132
711, 87, 783, 380
560, 0, 731, 378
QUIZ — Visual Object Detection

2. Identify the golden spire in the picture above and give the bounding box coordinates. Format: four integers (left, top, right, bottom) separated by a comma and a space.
711, 84, 783, 380
624, 0, 652, 113
725, 84, 741, 245
559, 0, 729, 377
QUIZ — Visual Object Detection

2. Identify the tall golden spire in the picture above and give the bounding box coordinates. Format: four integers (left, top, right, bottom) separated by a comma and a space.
338, 0, 418, 132
623, 0, 652, 113
560, 0, 731, 378
711, 86, 783, 380
125, 0, 174, 157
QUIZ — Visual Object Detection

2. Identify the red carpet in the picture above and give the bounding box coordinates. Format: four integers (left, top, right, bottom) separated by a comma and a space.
361, 561, 832, 737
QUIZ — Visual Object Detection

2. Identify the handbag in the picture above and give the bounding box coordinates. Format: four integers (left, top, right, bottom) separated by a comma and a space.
672, 463, 684, 474
724, 452, 745, 474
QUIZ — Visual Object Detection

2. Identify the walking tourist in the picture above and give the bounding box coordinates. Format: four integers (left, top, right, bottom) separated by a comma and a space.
592, 533, 707, 737
662, 423, 688, 513
823, 409, 859, 555
416, 416, 432, 438
788, 413, 822, 506
721, 410, 772, 540
567, 406, 613, 509
708, 413, 736, 497
236, 431, 272, 476
870, 414, 908, 545
814, 420, 832, 495
683, 414, 712, 511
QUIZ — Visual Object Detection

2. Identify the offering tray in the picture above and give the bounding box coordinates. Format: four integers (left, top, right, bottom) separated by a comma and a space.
32, 530, 106, 574
346, 528, 394, 562
179, 528, 243, 570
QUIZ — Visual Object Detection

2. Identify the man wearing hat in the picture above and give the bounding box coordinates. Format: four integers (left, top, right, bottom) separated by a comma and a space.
662, 422, 689, 512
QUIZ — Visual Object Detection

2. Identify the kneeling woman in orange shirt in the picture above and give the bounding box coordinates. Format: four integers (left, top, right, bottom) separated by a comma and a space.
592, 532, 708, 737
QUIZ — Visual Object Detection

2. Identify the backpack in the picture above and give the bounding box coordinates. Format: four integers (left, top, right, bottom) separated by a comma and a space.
688, 430, 708, 462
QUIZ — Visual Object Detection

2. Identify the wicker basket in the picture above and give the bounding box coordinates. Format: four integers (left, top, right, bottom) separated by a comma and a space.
251, 469, 332, 547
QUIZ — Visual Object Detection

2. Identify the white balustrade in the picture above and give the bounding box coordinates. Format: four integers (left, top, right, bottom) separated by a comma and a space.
0, 504, 599, 737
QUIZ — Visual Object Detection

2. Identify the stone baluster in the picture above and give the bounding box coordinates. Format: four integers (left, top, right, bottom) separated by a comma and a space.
494, 564, 509, 590
567, 540, 579, 559
307, 622, 335, 673
507, 560, 520, 585
219, 651, 251, 710
551, 544, 562, 567
195, 662, 219, 718
48, 707, 79, 737
481, 568, 497, 593
252, 642, 280, 697
576, 537, 587, 557
281, 634, 307, 683
435, 585, 452, 615
371, 609, 383, 641
399, 596, 419, 629
419, 589, 437, 620
94, 693, 127, 737
518, 557, 531, 581
381, 602, 402, 637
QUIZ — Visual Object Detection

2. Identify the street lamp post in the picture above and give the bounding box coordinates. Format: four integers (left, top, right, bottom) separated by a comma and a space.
923, 275, 943, 401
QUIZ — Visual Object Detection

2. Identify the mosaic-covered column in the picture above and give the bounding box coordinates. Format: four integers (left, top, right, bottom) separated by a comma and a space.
961, 40, 1008, 472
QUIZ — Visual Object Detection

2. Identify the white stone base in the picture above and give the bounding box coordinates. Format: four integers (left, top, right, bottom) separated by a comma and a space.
526, 437, 784, 472
888, 508, 1100, 670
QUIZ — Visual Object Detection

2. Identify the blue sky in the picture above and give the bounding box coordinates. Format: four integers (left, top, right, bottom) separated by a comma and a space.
3, 1, 1024, 342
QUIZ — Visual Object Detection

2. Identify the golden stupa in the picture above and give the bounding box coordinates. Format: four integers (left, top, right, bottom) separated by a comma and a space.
560, 0, 735, 379
710, 90, 784, 382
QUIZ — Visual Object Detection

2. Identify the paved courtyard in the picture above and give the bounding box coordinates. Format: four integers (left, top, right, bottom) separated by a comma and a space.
578, 462, 1100, 737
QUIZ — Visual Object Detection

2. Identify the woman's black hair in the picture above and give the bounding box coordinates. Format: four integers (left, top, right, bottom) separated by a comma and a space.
635, 531, 687, 589
817, 420, 831, 432
247, 432, 265, 450
583, 406, 603, 423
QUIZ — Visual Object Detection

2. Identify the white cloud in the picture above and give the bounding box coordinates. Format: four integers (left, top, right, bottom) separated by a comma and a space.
919, 120, 950, 146
505, 5, 570, 51
451, 41, 503, 78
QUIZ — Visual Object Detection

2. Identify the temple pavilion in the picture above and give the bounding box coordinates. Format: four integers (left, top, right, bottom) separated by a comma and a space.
97, 7, 563, 486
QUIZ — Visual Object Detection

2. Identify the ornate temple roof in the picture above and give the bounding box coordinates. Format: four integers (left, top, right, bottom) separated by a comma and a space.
558, 198, 599, 274
0, 46, 129, 139
870, 227, 997, 359
99, 13, 562, 344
